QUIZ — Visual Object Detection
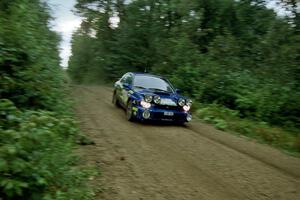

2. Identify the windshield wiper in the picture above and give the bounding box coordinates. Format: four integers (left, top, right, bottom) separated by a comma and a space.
134, 86, 146, 89
148, 88, 169, 92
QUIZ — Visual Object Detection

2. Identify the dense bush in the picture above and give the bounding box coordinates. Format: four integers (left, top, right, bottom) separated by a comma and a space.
0, 100, 93, 199
196, 103, 300, 154
0, 0, 93, 199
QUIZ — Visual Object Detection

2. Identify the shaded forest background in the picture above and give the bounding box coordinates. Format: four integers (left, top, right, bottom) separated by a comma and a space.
68, 0, 299, 130
0, 0, 299, 198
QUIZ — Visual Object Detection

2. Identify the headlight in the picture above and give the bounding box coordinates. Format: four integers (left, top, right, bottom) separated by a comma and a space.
144, 95, 153, 103
141, 100, 151, 109
183, 105, 190, 112
186, 99, 192, 106
153, 95, 161, 104
178, 98, 185, 106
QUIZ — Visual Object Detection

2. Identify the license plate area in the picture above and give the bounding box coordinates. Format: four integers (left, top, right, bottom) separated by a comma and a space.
164, 112, 174, 116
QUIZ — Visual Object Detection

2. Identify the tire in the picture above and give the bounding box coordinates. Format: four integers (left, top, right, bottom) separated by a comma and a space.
112, 91, 119, 107
174, 120, 187, 126
179, 122, 187, 127
126, 100, 135, 121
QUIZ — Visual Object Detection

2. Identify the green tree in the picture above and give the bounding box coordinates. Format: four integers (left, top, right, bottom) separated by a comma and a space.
69, 0, 299, 128
0, 0, 92, 198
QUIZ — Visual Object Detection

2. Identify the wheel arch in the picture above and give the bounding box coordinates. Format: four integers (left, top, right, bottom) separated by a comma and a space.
127, 93, 142, 105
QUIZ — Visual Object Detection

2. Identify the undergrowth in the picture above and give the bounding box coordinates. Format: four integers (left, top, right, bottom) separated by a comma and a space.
194, 103, 300, 156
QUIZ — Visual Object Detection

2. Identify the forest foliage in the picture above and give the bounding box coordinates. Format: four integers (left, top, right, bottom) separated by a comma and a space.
0, 0, 93, 199
68, 0, 299, 152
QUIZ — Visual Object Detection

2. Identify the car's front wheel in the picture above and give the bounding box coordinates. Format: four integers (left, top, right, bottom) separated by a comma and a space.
112, 91, 119, 107
126, 100, 135, 121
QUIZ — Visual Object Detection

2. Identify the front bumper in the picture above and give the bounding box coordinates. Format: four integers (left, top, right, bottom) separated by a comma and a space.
132, 105, 192, 123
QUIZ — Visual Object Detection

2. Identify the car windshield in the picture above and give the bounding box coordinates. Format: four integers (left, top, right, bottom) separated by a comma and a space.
133, 75, 174, 93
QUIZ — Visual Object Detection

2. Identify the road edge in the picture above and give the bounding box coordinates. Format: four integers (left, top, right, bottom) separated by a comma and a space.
189, 121, 300, 179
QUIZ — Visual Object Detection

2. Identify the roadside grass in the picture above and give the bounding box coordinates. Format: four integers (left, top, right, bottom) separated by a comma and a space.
193, 103, 300, 156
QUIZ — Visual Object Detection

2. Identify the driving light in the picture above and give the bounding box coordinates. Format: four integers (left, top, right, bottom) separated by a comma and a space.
187, 114, 192, 122
178, 98, 185, 106
183, 105, 190, 112
144, 95, 153, 103
153, 95, 161, 104
141, 100, 151, 109
142, 110, 150, 119
186, 99, 192, 106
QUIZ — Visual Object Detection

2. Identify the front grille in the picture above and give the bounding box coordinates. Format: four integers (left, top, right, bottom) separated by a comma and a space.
152, 104, 182, 111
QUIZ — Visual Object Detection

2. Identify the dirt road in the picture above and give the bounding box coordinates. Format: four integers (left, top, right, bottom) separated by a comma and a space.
73, 85, 300, 200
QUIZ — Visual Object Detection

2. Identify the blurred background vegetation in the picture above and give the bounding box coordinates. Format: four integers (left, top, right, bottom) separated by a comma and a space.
68, 0, 299, 153
0, 0, 93, 199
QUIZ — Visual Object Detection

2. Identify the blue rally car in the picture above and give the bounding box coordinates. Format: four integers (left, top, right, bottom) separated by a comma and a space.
112, 72, 192, 124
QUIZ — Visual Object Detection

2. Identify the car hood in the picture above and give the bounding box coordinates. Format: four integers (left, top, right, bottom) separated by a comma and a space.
133, 88, 183, 100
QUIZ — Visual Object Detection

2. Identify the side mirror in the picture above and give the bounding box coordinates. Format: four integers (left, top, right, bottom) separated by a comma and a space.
123, 83, 131, 89
175, 89, 181, 94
